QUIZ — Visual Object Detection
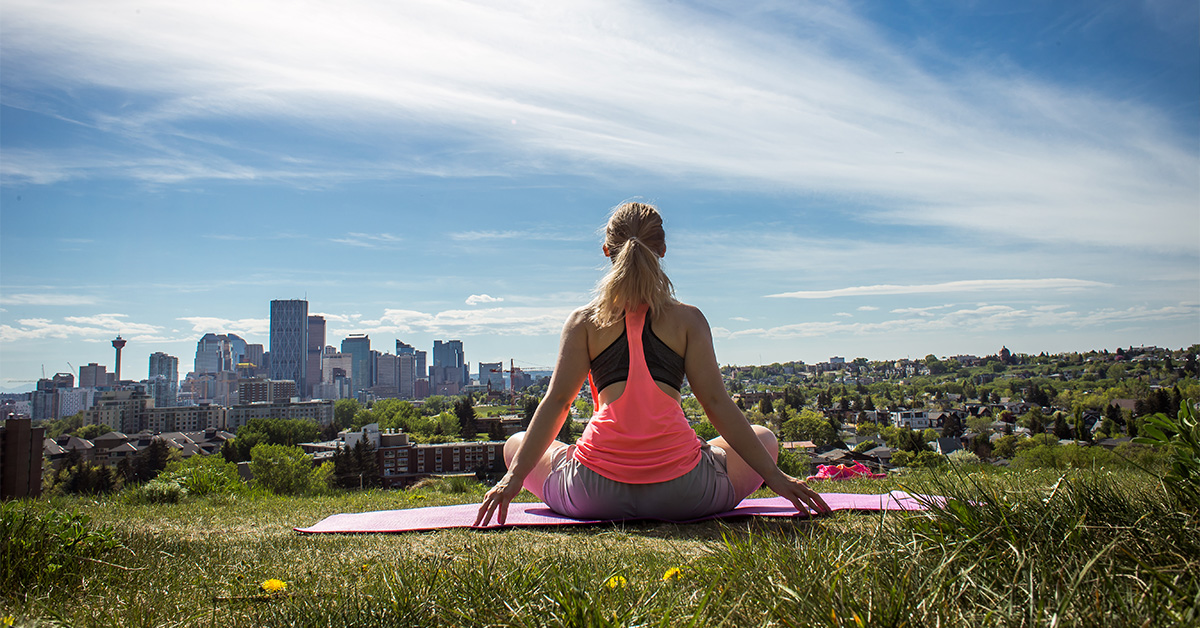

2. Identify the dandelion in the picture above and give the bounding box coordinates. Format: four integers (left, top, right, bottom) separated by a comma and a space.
661, 567, 682, 582
605, 575, 627, 589
2, 616, 13, 627
260, 578, 287, 594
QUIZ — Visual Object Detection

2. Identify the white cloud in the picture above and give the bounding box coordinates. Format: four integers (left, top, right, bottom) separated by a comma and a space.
730, 302, 1198, 340
730, 316, 750, 322
466, 294, 504, 306
333, 305, 571, 338
835, 312, 853, 318
767, 279, 1112, 299
2, 1, 1194, 250
856, 306, 878, 312
0, 293, 98, 306
0, 313, 162, 342
177, 316, 269, 337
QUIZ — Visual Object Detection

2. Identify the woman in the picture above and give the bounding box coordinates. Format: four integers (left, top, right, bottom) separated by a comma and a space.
474, 202, 830, 526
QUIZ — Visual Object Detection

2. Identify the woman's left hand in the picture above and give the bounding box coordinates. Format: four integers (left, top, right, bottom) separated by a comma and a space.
473, 473, 524, 527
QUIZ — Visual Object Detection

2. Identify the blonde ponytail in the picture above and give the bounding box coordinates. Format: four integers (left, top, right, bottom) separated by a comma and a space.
587, 202, 676, 328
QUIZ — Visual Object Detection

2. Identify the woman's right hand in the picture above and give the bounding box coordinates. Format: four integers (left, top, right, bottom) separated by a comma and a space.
473, 472, 525, 527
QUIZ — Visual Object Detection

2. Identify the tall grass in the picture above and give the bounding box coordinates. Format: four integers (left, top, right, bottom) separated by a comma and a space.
3, 468, 1196, 626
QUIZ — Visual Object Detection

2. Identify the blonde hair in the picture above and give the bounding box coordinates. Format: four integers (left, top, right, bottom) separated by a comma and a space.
587, 202, 677, 328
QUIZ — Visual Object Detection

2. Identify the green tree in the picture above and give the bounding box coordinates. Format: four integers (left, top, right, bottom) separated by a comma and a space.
249, 443, 330, 495
780, 409, 835, 446
334, 399, 360, 429
227, 418, 322, 461
692, 419, 719, 441
75, 423, 107, 440
454, 395, 478, 438
521, 396, 540, 429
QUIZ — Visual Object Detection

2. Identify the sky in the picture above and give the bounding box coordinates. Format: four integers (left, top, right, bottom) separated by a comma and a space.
1, 0, 1197, 392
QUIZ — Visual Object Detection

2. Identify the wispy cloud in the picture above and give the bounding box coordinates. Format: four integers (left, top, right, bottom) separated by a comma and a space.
767, 279, 1112, 299
728, 302, 1198, 340
335, 305, 572, 338
3, 1, 1193, 250
450, 229, 590, 243
329, 233, 403, 248
0, 293, 98, 306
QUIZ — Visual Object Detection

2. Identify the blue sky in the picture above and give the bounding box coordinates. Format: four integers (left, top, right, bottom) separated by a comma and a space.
1, 0, 1197, 391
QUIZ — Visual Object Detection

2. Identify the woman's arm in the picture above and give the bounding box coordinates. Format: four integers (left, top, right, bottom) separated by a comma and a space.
474, 308, 592, 526
682, 306, 831, 515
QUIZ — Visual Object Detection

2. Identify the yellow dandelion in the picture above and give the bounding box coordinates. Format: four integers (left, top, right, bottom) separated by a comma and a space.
2, 616, 14, 627
260, 578, 287, 594
830, 608, 837, 624
662, 567, 682, 582
605, 575, 627, 589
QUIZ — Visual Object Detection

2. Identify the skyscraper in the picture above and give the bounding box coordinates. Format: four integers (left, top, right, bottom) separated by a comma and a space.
148, 352, 179, 407
306, 315, 326, 398
269, 300, 308, 390
194, 333, 234, 374
340, 334, 372, 398
431, 339, 467, 393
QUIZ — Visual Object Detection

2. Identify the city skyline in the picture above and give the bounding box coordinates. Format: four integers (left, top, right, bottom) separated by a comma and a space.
2, 1, 1198, 391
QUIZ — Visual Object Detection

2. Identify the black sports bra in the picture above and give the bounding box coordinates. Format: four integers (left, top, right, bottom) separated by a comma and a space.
590, 316, 686, 392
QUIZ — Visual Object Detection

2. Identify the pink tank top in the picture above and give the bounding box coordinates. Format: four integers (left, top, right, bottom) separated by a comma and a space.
573, 305, 702, 484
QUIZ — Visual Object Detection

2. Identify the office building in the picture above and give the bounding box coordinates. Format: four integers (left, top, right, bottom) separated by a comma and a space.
269, 299, 308, 389
148, 352, 179, 407
238, 378, 298, 404
79, 363, 109, 388
242, 344, 265, 376
85, 389, 154, 433
306, 315, 325, 398
398, 353, 417, 399
194, 334, 236, 374
431, 340, 467, 394
480, 362, 504, 390
226, 399, 334, 432
341, 334, 372, 398
374, 353, 399, 397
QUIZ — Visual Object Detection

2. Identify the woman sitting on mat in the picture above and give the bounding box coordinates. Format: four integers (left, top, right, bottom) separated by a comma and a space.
474, 202, 831, 526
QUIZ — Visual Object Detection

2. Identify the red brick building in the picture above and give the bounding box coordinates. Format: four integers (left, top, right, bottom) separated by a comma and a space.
1, 416, 45, 499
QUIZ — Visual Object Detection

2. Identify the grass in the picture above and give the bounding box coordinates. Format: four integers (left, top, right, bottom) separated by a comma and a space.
3, 468, 1197, 627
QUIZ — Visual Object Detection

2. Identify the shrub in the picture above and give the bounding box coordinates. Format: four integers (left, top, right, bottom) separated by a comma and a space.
126, 479, 187, 504
160, 454, 245, 496
249, 444, 332, 496
1134, 399, 1200, 507
910, 450, 947, 469
947, 449, 981, 466
0, 501, 120, 598
777, 448, 810, 478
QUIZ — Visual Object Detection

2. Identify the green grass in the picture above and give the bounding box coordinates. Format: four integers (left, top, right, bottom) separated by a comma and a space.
3, 468, 1197, 627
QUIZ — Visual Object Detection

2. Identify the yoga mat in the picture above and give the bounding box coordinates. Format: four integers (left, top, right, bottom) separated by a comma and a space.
296, 491, 940, 534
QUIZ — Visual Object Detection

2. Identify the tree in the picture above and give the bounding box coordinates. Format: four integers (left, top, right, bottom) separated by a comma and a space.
758, 396, 774, 415
332, 438, 380, 489
1053, 412, 1073, 440
454, 395, 477, 438
227, 418, 322, 461
780, 409, 836, 446
249, 443, 330, 495
130, 438, 173, 484
521, 396, 539, 429
942, 412, 963, 438
75, 423, 107, 440
334, 399, 360, 429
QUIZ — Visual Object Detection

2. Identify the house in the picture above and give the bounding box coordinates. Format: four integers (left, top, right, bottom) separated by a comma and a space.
890, 410, 930, 429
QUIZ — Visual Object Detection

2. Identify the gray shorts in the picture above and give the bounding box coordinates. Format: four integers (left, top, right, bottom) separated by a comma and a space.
542, 444, 740, 521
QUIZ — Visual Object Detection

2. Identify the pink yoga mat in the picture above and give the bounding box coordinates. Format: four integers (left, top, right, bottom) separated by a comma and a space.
296, 491, 939, 534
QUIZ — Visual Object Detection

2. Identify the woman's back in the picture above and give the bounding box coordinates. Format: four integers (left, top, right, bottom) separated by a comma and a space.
585, 301, 697, 406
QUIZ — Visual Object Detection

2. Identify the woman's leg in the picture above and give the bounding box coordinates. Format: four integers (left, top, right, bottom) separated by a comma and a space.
707, 424, 779, 501
503, 431, 570, 502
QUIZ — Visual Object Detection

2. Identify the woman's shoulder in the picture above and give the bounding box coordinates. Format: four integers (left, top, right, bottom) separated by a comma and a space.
657, 301, 710, 333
